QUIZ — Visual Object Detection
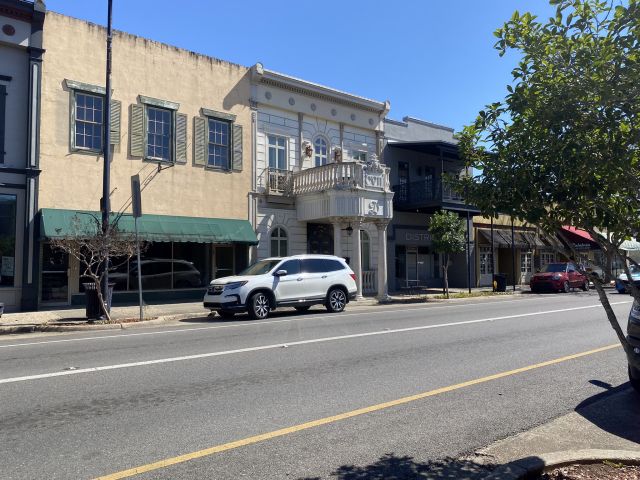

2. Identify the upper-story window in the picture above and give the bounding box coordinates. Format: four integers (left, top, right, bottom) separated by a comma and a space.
75, 92, 104, 152
268, 135, 287, 170
314, 137, 328, 167
0, 83, 6, 163
353, 151, 367, 162
208, 118, 230, 169
146, 106, 172, 162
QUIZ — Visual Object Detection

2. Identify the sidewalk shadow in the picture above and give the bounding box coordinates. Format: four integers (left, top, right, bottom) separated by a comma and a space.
574, 382, 640, 444
298, 453, 496, 480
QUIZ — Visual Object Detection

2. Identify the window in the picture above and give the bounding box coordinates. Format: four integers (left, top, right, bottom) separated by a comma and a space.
0, 84, 6, 163
314, 137, 328, 166
208, 118, 230, 168
302, 258, 331, 273
278, 259, 300, 276
521, 252, 532, 273
268, 135, 287, 170
270, 227, 288, 257
0, 194, 16, 287
353, 151, 367, 162
146, 107, 172, 161
361, 231, 371, 271
540, 251, 555, 266
75, 92, 103, 151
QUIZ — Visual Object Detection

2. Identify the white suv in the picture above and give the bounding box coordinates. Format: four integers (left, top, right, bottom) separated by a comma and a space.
203, 255, 357, 319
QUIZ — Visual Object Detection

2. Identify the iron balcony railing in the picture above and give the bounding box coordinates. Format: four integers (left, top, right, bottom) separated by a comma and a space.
392, 178, 465, 208
266, 168, 293, 195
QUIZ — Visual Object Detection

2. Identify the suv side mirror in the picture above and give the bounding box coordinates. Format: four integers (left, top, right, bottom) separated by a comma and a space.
274, 270, 288, 277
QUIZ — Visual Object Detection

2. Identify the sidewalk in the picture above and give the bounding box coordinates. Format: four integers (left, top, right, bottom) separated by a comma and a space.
0, 286, 519, 334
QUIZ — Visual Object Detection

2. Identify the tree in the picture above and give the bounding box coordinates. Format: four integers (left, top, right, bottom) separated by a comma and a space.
51, 214, 139, 322
429, 210, 466, 298
458, 0, 640, 364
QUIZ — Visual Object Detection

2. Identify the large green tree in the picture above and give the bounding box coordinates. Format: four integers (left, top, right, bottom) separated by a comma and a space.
458, 0, 640, 373
429, 210, 467, 299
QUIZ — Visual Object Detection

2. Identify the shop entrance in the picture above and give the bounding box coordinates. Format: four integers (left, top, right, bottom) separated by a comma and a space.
41, 244, 69, 304
404, 247, 432, 288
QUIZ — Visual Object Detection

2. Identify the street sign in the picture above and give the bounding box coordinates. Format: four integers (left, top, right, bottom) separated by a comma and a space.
131, 174, 142, 218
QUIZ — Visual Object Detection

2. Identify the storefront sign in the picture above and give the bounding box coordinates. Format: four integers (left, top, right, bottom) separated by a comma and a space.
395, 228, 432, 246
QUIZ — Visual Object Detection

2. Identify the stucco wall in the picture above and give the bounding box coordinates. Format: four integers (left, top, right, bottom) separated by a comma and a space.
39, 12, 252, 221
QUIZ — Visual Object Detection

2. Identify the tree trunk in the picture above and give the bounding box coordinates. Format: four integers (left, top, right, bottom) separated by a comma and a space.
592, 281, 632, 356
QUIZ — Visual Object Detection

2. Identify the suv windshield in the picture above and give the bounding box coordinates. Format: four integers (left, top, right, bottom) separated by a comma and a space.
540, 263, 567, 273
240, 259, 281, 276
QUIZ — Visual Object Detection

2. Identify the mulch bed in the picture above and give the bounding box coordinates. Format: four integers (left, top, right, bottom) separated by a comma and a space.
536, 462, 640, 479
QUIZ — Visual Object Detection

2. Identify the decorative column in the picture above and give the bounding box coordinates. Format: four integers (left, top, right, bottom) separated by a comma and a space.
376, 220, 391, 301
352, 218, 363, 300
332, 219, 342, 259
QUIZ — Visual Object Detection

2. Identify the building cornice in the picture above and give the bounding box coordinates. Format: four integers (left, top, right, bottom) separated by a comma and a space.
251, 63, 390, 115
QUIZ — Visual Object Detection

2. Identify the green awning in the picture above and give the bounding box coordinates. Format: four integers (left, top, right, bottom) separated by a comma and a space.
40, 208, 258, 245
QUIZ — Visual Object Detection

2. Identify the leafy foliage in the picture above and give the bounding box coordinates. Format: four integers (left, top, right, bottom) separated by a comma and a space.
429, 210, 466, 298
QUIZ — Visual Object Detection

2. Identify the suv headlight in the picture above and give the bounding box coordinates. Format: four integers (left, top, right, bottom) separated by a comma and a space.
552, 273, 562, 280
224, 281, 248, 291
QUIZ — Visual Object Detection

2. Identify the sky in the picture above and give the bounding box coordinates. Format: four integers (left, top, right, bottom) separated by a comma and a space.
45, 0, 557, 133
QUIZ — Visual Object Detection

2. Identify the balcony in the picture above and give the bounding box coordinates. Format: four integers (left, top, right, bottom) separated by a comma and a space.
292, 161, 390, 195
392, 178, 466, 211
266, 168, 293, 195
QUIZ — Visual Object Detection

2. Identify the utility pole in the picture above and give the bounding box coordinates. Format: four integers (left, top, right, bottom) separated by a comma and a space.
101, 0, 113, 313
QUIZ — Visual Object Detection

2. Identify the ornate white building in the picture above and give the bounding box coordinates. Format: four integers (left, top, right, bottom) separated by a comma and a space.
248, 63, 393, 299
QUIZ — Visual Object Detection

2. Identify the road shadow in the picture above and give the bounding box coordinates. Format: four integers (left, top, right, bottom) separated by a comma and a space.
177, 307, 324, 324
575, 382, 640, 444
298, 454, 496, 480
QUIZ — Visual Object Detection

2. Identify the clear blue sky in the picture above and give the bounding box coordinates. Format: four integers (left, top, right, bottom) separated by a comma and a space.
45, 0, 556, 132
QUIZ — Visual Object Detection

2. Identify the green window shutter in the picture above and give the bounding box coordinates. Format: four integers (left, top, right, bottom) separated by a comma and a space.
0, 85, 6, 163
175, 113, 187, 164
232, 123, 243, 171
193, 116, 206, 166
110, 99, 122, 145
130, 104, 145, 157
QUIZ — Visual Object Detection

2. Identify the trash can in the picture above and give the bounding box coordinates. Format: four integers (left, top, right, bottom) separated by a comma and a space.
83, 283, 115, 319
493, 273, 507, 292
0, 302, 4, 318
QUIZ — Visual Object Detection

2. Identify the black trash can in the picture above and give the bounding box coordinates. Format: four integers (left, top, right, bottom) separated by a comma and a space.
83, 283, 115, 319
493, 273, 507, 292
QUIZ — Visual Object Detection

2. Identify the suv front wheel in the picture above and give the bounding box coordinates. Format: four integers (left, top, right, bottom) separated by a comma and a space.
326, 287, 347, 313
248, 292, 271, 320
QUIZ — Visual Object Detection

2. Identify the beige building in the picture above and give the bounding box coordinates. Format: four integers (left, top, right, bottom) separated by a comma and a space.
36, 12, 257, 307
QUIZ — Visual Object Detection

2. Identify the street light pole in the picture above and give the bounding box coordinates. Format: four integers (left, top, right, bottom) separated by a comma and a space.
101, 0, 113, 313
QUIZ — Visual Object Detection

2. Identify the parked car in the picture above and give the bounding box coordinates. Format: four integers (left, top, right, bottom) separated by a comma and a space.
615, 265, 640, 294
203, 255, 357, 319
529, 262, 589, 293
626, 301, 640, 393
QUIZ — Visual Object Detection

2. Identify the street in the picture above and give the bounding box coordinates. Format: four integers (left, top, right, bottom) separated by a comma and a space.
0, 292, 633, 479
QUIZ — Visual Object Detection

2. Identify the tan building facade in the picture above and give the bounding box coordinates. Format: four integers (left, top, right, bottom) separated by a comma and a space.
35, 12, 257, 307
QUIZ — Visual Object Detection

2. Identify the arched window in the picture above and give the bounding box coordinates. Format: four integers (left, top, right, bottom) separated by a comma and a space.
314, 137, 328, 167
361, 230, 371, 271
270, 227, 288, 257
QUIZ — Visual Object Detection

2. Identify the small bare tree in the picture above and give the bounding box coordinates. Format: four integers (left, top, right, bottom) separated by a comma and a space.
50, 214, 139, 322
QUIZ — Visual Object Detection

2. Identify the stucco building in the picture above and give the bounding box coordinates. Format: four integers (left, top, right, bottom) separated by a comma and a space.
0, 0, 45, 311
249, 64, 393, 299
35, 12, 257, 308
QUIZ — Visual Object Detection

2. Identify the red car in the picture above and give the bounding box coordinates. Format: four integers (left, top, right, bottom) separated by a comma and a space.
530, 262, 589, 293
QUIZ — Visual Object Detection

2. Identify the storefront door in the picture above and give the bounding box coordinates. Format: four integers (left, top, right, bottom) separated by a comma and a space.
405, 247, 431, 287
215, 246, 234, 279
41, 244, 69, 304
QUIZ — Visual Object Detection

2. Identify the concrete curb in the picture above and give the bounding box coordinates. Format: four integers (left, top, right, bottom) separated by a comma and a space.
483, 449, 640, 479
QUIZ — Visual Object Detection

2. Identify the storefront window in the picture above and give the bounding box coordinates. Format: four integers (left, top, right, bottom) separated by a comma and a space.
173, 242, 209, 288
480, 247, 494, 275
521, 251, 532, 273
0, 194, 17, 287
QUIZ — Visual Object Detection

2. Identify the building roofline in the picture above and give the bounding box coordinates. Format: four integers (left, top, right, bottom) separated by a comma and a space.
384, 116, 455, 133
46, 11, 247, 71
251, 63, 390, 115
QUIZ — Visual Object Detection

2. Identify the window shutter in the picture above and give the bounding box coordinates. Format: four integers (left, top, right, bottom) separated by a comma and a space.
175, 113, 187, 164
193, 116, 206, 166
130, 104, 144, 157
232, 123, 243, 171
110, 99, 122, 145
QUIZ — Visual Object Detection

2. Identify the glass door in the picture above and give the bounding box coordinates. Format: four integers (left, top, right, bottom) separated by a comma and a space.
406, 247, 418, 288
215, 246, 234, 279
41, 244, 69, 304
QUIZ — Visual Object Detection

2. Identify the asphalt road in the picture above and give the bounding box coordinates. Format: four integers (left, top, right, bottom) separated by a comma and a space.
0, 291, 633, 479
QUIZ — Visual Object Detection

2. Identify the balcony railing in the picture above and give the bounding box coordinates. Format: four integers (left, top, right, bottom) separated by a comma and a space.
292, 161, 390, 195
392, 179, 465, 208
266, 168, 293, 195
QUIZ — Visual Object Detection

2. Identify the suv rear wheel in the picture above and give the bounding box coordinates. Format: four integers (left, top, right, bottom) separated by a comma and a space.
326, 287, 347, 313
629, 365, 640, 394
248, 292, 270, 320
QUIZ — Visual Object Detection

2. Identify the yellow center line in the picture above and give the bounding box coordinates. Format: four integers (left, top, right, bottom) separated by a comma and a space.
95, 343, 621, 480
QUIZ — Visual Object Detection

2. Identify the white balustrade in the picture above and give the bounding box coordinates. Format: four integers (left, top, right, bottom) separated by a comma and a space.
292, 162, 390, 195
362, 270, 377, 294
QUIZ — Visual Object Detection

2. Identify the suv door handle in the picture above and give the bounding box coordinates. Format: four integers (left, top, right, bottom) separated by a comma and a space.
297, 277, 304, 281
321, 275, 328, 279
